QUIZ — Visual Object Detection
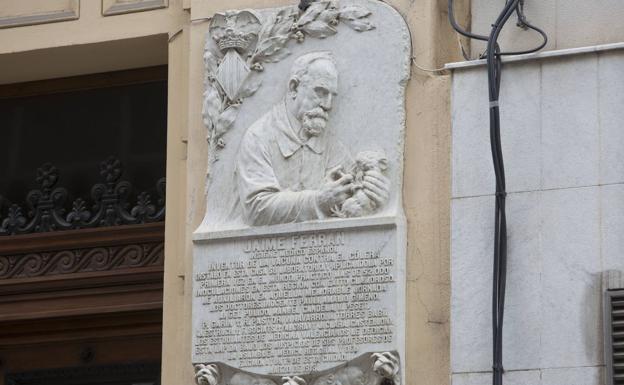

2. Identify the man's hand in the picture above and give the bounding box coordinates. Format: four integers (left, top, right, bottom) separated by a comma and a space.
318, 166, 353, 215
362, 169, 390, 208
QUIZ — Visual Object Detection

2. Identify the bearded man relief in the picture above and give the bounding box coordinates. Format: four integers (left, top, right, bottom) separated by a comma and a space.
236, 51, 391, 226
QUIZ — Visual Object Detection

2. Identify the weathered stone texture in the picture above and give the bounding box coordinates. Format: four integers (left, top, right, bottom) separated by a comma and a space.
450, 48, 624, 377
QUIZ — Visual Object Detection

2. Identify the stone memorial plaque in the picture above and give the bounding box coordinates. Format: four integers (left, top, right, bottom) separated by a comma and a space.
192, 1, 410, 385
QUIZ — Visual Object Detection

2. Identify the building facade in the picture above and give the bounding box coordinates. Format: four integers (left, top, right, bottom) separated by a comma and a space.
0, 1, 622, 385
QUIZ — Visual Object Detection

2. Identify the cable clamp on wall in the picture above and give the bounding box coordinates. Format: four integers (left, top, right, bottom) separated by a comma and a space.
489, 100, 500, 108
298, 0, 315, 11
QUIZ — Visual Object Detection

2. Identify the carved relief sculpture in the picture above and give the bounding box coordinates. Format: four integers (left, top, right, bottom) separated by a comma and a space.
203, 2, 375, 162
236, 51, 390, 225
201, 1, 381, 226
193, 0, 410, 384
194, 353, 401, 385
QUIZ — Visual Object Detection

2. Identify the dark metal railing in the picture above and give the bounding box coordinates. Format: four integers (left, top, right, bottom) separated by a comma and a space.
0, 157, 165, 236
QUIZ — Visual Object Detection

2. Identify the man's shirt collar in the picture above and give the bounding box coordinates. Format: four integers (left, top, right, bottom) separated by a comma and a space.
274, 101, 325, 158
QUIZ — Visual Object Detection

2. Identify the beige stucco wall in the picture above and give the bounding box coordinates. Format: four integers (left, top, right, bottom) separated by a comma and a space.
0, 0, 186, 84
0, 0, 462, 384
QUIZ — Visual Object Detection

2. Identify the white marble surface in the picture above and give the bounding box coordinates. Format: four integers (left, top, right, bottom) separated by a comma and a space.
599, 51, 624, 185
193, 221, 406, 375
452, 370, 541, 385
192, 0, 410, 379
452, 367, 604, 385
197, 0, 410, 231
452, 50, 624, 199
450, 195, 493, 372
451, 187, 609, 373
451, 62, 541, 198
450, 48, 623, 377
602, 184, 624, 274
541, 56, 600, 190
541, 366, 605, 385
451, 192, 544, 372
539, 187, 602, 368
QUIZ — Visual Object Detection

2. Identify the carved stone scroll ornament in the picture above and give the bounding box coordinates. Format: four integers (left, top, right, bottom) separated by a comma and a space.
371, 352, 400, 385
195, 364, 221, 385
193, 352, 400, 385
202, 1, 375, 179
282, 376, 306, 385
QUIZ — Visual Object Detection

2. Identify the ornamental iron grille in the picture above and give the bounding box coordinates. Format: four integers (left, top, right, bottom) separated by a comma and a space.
0, 157, 165, 236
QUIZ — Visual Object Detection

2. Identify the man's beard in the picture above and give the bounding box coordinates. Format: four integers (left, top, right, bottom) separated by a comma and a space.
301, 107, 329, 137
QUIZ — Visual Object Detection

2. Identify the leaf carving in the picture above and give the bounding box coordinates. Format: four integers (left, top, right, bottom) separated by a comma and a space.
202, 2, 375, 162
339, 5, 371, 20
301, 20, 337, 38
297, 1, 328, 27
253, 35, 290, 62
202, 84, 222, 129
215, 105, 240, 138
318, 8, 339, 26
256, 12, 276, 44
264, 48, 292, 63
272, 7, 298, 36
251, 7, 296, 64
341, 17, 375, 32
237, 72, 263, 99
203, 49, 219, 75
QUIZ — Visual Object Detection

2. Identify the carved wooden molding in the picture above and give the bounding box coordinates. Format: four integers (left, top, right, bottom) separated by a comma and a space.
0, 223, 164, 280
0, 222, 164, 255
0, 1, 79, 29
0, 223, 164, 322
102, 0, 167, 16
0, 242, 163, 280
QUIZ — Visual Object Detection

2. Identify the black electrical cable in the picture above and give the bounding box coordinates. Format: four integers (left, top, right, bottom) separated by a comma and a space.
448, 0, 488, 41
447, 2, 547, 385
449, 0, 547, 56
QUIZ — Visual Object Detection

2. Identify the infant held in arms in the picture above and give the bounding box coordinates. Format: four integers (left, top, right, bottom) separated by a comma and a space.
331, 150, 389, 218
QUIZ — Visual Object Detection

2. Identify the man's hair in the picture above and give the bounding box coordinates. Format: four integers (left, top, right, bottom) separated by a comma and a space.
289, 51, 336, 84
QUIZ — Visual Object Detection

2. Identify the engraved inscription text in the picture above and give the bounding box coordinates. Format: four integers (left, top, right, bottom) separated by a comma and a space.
194, 231, 396, 374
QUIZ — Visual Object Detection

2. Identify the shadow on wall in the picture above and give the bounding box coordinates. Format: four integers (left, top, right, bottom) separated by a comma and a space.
583, 272, 605, 365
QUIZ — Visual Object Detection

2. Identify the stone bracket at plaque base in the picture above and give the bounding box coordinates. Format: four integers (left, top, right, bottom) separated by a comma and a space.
191, 1, 410, 385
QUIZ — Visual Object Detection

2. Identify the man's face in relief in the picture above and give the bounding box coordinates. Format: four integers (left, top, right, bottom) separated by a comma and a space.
291, 59, 339, 137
